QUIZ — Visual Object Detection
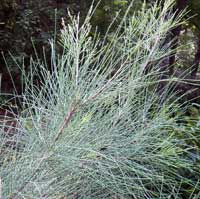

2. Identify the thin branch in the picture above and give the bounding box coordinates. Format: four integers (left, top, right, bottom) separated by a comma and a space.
54, 105, 77, 142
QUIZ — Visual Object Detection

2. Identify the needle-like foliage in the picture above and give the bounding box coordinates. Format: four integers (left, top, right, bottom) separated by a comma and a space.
0, 1, 199, 198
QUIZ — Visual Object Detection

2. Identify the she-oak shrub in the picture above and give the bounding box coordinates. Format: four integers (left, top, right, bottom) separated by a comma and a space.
0, 0, 199, 198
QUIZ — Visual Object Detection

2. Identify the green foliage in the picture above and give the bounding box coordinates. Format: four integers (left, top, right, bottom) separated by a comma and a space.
114, 0, 128, 6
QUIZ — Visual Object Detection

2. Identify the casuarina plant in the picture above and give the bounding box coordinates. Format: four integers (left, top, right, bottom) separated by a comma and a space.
0, 0, 199, 198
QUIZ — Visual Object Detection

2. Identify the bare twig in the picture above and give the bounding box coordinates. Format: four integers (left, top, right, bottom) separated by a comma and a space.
54, 105, 77, 142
